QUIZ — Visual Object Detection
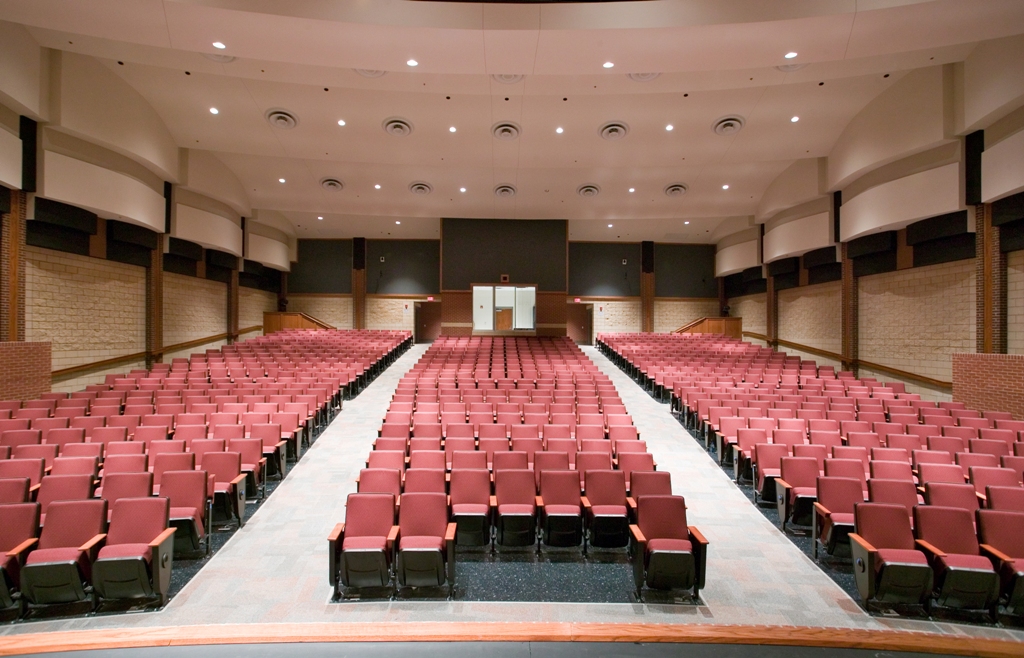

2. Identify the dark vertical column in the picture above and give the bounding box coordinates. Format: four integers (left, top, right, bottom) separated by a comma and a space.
352, 237, 366, 329
278, 271, 288, 312
147, 234, 164, 366
977, 203, 1006, 353
841, 241, 859, 375
766, 273, 778, 349
896, 229, 913, 270
717, 276, 727, 315
0, 190, 26, 341
227, 268, 239, 344
640, 240, 654, 332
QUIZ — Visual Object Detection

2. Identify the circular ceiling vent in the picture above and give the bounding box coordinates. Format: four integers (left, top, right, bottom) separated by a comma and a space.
599, 121, 630, 140
320, 178, 344, 192
492, 122, 521, 141
492, 74, 524, 84
664, 183, 689, 197
712, 115, 745, 136
265, 109, 298, 129
203, 53, 237, 64
627, 72, 660, 82
775, 64, 807, 73
354, 69, 387, 78
577, 184, 601, 198
494, 184, 517, 198
382, 117, 414, 136
408, 181, 432, 195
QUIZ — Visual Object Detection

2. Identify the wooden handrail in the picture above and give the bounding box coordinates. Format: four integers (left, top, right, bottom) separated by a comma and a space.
856, 358, 952, 391
263, 312, 336, 334
672, 317, 709, 333
296, 313, 335, 329
673, 317, 742, 339
51, 352, 150, 379
774, 338, 845, 364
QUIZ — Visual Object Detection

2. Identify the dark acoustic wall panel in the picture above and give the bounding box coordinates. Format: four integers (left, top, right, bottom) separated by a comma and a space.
654, 243, 717, 297
33, 198, 97, 234
367, 239, 440, 294
441, 218, 567, 291
906, 210, 969, 245
0, 185, 9, 214
289, 239, 352, 294
1001, 218, 1024, 253
766, 256, 799, 277
568, 242, 641, 297
26, 221, 90, 256
20, 116, 36, 193
774, 271, 800, 291
847, 231, 896, 259
913, 233, 976, 267
992, 190, 1024, 227
802, 246, 838, 269
168, 237, 203, 261
965, 131, 984, 206
206, 248, 238, 270
163, 253, 198, 277
724, 270, 767, 298
807, 262, 843, 285
641, 241, 654, 273
853, 251, 898, 277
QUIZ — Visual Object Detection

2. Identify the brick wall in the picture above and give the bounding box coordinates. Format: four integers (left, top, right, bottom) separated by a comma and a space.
1, 192, 26, 341
25, 246, 147, 392
163, 272, 227, 362
537, 292, 568, 337
239, 286, 278, 336
287, 294, 353, 330
1009, 250, 1024, 354
0, 342, 51, 400
593, 300, 641, 338
859, 259, 975, 401
441, 291, 472, 336
652, 299, 720, 334
728, 293, 767, 345
953, 353, 1024, 419
366, 297, 416, 331
778, 281, 842, 368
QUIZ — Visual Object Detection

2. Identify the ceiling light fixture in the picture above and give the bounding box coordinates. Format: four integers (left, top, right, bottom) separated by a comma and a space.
212, 42, 226, 49
317, 216, 323, 220
407, 59, 418, 67
785, 52, 798, 59
722, 184, 730, 190
449, 126, 456, 133
374, 184, 381, 189
209, 108, 219, 114
556, 127, 563, 134
628, 188, 635, 193
396, 221, 401, 225
603, 62, 614, 68
278, 178, 286, 183
459, 187, 466, 193
791, 116, 799, 122
608, 224, 613, 228
337, 119, 346, 126
665, 124, 673, 131
684, 221, 690, 225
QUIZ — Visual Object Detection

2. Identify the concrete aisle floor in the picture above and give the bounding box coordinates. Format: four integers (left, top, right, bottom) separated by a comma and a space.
3, 343, 1022, 645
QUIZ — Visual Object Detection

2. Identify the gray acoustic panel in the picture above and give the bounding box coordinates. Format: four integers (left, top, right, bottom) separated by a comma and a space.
367, 239, 440, 294
442, 218, 567, 291
568, 242, 641, 297
289, 239, 352, 293
654, 243, 717, 297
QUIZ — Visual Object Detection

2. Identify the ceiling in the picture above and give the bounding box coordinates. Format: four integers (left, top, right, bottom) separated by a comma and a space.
4, 0, 1024, 243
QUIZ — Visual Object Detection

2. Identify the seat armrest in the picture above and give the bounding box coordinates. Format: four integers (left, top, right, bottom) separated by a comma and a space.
444, 522, 457, 543
535, 495, 544, 508
848, 533, 875, 553
386, 525, 400, 552
980, 543, 1013, 563
629, 524, 646, 544
915, 539, 946, 558
775, 478, 792, 491
580, 496, 591, 510
489, 495, 497, 507
230, 474, 247, 486
7, 538, 37, 564
79, 533, 106, 552
976, 491, 987, 504
148, 528, 177, 549
626, 497, 637, 511
29, 483, 40, 495
328, 523, 344, 588
329, 523, 345, 543
813, 502, 831, 518
275, 440, 288, 449
687, 526, 709, 546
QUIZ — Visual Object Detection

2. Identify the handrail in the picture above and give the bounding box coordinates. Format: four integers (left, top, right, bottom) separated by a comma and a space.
856, 358, 952, 391
263, 312, 336, 333
672, 317, 709, 333
51, 352, 150, 379
296, 313, 335, 330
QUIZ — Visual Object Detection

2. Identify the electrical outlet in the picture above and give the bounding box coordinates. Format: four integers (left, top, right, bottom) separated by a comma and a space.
622, 259, 627, 265
380, 256, 385, 262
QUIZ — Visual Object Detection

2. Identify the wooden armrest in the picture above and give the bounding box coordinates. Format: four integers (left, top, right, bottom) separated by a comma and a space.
328, 523, 344, 542
29, 483, 40, 494
7, 538, 37, 559
535, 495, 544, 508
79, 533, 106, 552
489, 495, 497, 507
629, 524, 646, 544
915, 538, 946, 558
387, 526, 400, 542
580, 496, 591, 510
813, 502, 831, 517
980, 543, 1013, 563
275, 440, 288, 449
149, 528, 177, 548
775, 478, 792, 491
848, 533, 875, 553
976, 491, 987, 503
626, 497, 637, 511
230, 474, 247, 486
258, 457, 267, 468
688, 525, 709, 546
444, 522, 457, 543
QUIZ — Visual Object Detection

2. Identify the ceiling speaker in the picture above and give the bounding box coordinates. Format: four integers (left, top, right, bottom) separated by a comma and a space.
320, 178, 344, 192
713, 115, 745, 135
265, 109, 298, 129
577, 185, 600, 198
408, 182, 432, 195
664, 183, 688, 197
383, 118, 414, 136
599, 122, 629, 140
492, 122, 521, 141
494, 184, 517, 198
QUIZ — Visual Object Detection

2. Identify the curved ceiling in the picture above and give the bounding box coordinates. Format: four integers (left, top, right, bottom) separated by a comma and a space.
4, 0, 1024, 242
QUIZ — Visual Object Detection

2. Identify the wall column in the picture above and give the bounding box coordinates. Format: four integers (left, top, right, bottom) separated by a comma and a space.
841, 242, 859, 374
765, 273, 778, 349
1, 189, 26, 342
352, 237, 366, 329
146, 234, 164, 366
976, 203, 1007, 353
717, 277, 727, 316
227, 268, 239, 344
640, 240, 654, 332
278, 271, 288, 312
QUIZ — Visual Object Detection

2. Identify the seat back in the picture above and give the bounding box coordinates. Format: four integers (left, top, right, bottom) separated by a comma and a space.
451, 451, 487, 469
161, 470, 207, 514
367, 450, 405, 473
816, 477, 863, 515
977, 509, 1024, 558
133, 425, 169, 447
866, 479, 918, 516
636, 495, 688, 541
918, 463, 965, 485
398, 492, 448, 538
584, 470, 627, 506
37, 499, 107, 549
0, 477, 30, 504
227, 438, 263, 466
357, 468, 402, 497
540, 470, 581, 506
204, 451, 242, 482
403, 468, 446, 493
107, 497, 169, 545
374, 437, 407, 452
90, 426, 129, 445
0, 503, 40, 552
0, 458, 45, 486
869, 460, 914, 482
914, 505, 980, 555
969, 466, 1019, 494
780, 456, 819, 488
449, 468, 490, 506
854, 503, 915, 549
492, 451, 528, 473
103, 453, 148, 474
495, 469, 537, 505
153, 453, 195, 487
629, 470, 672, 499
923, 482, 979, 512
409, 450, 445, 470
44, 428, 86, 449
344, 493, 396, 538
37, 474, 94, 515
986, 486, 1024, 512
1, 429, 41, 448
101, 472, 153, 505
618, 452, 655, 485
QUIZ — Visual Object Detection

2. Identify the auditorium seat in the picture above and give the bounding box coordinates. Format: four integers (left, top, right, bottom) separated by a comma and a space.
813, 476, 864, 559
777, 456, 819, 530
91, 497, 175, 606
448, 468, 491, 546
923, 482, 980, 513
914, 505, 999, 612
493, 469, 537, 547
629, 495, 707, 602
976, 509, 1024, 615
36, 474, 94, 525
850, 503, 933, 606
19, 499, 107, 608
583, 470, 629, 549
538, 470, 583, 548
986, 486, 1024, 512
329, 493, 397, 598
204, 451, 246, 527
395, 492, 455, 596
0, 502, 39, 619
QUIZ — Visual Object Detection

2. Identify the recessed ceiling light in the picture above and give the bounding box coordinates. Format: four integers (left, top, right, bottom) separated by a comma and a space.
785, 52, 798, 59
608, 224, 613, 228
317, 216, 323, 220
337, 119, 346, 126
460, 187, 466, 193
556, 127, 563, 134
603, 62, 614, 69
278, 178, 286, 183
407, 59, 418, 67
684, 221, 690, 225
791, 116, 800, 122
212, 42, 226, 49
722, 184, 730, 190
209, 107, 219, 114
449, 126, 456, 133
665, 124, 673, 131
374, 184, 381, 189
396, 221, 401, 225
628, 188, 635, 193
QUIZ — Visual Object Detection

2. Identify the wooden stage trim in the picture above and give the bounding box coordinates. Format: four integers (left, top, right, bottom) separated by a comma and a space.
1, 622, 1020, 657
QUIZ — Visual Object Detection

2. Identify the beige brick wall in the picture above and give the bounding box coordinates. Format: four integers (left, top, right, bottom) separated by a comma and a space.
728, 293, 767, 345
288, 295, 353, 329
652, 299, 721, 333
25, 246, 147, 392
163, 272, 227, 362
366, 297, 417, 331
859, 259, 975, 402
239, 286, 278, 336
593, 300, 641, 339
778, 281, 842, 368
1009, 250, 1024, 355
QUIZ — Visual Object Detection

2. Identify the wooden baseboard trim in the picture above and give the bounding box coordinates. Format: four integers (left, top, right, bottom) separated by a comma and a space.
0, 622, 1018, 657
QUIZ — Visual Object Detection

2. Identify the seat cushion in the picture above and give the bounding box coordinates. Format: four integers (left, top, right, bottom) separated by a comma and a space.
875, 548, 928, 574
829, 512, 854, 527
451, 503, 488, 516
98, 543, 152, 563
937, 553, 995, 572
544, 504, 581, 516
1, 553, 18, 586
214, 482, 232, 494
789, 486, 816, 505
400, 535, 443, 551
590, 504, 627, 517
646, 538, 692, 554
25, 547, 85, 567
170, 506, 203, 536
498, 503, 534, 516
342, 536, 387, 551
